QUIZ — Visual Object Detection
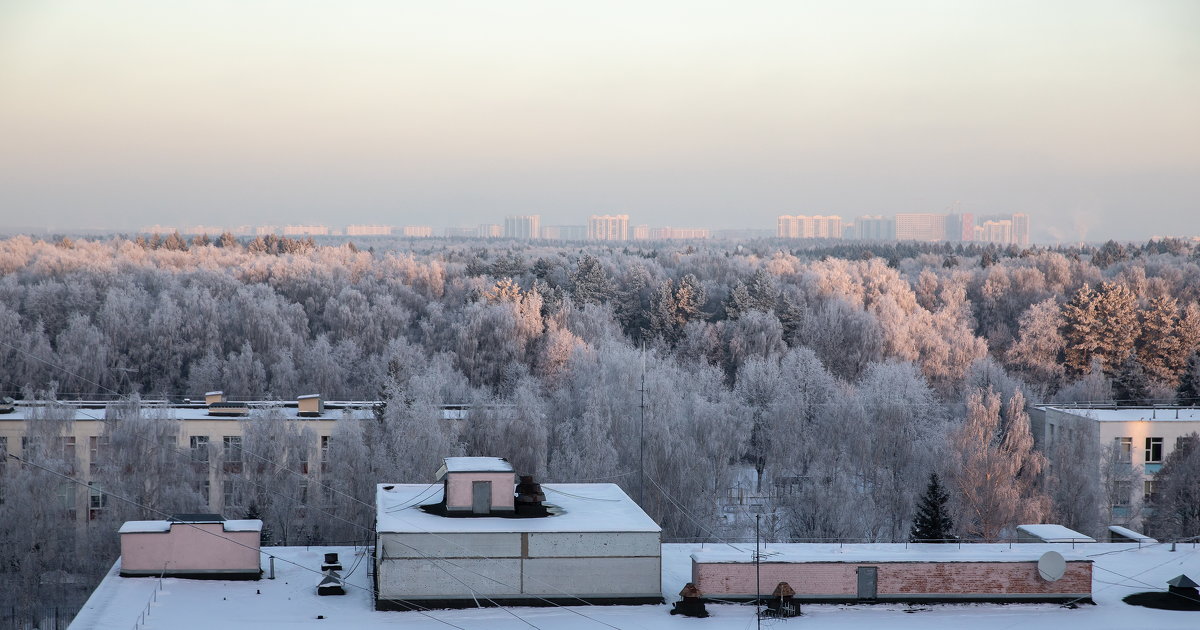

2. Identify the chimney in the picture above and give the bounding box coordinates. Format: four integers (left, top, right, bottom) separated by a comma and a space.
669, 583, 709, 618
515, 475, 548, 517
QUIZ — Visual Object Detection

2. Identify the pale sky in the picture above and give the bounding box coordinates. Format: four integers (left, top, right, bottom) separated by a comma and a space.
1, 0, 1197, 241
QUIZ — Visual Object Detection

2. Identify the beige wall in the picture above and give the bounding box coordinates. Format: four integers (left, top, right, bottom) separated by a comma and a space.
444, 472, 516, 511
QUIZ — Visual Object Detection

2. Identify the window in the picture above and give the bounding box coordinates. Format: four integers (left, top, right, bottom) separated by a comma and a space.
222, 436, 242, 473
1112, 480, 1132, 507
320, 435, 330, 473
1145, 437, 1163, 463
1115, 437, 1132, 463
195, 477, 211, 508
59, 484, 77, 520
88, 482, 107, 520
58, 436, 77, 474
89, 436, 109, 474
1144, 480, 1158, 505
190, 436, 210, 464
222, 480, 242, 510
1178, 435, 1199, 452
0, 436, 7, 476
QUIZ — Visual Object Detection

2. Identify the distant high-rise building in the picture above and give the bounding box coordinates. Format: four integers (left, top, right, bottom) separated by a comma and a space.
540, 225, 588, 240
400, 226, 432, 237
346, 224, 392, 236
444, 227, 476, 238
632, 225, 651, 240
855, 215, 896, 240
895, 214, 946, 241
282, 225, 330, 236
1012, 213, 1030, 247
503, 215, 540, 239
944, 214, 975, 242
777, 215, 841, 239
649, 227, 711, 239
982, 220, 1013, 244
589, 214, 629, 240
478, 224, 502, 238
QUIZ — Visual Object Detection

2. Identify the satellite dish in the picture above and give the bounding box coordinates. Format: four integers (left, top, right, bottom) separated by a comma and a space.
1037, 551, 1066, 582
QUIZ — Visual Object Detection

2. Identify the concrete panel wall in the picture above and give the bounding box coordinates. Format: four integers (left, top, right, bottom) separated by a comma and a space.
378, 558, 522, 598
380, 532, 521, 559
523, 557, 661, 597
526, 532, 659, 558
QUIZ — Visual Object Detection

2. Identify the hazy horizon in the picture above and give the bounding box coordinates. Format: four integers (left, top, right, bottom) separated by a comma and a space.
2, 1, 1198, 242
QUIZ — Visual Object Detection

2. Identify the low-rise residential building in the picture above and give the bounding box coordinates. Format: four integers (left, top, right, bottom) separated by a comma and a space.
1031, 406, 1200, 535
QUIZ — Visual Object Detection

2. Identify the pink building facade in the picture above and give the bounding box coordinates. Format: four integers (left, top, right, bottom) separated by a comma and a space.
691, 548, 1092, 603
119, 518, 263, 579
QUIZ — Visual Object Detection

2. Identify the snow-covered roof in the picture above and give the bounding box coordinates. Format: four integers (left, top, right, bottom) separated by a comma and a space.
1017, 524, 1095, 542
375, 483, 660, 534
118, 519, 262, 534
0, 402, 376, 422
1107, 525, 1156, 543
1043, 406, 1200, 422
691, 543, 1090, 564
297, 394, 321, 400
437, 456, 513, 475
68, 542, 1200, 630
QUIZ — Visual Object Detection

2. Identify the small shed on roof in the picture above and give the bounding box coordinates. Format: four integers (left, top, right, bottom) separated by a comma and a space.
435, 456, 516, 515
297, 394, 324, 417
1016, 524, 1096, 543
119, 515, 262, 579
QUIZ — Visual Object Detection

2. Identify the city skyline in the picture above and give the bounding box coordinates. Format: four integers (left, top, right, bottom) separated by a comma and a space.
2, 1, 1197, 242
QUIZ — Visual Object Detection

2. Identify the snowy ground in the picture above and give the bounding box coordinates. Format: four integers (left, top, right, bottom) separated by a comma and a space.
69, 542, 1200, 630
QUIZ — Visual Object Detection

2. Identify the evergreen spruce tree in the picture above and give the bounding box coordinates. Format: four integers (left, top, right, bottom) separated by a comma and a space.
1178, 352, 1200, 405
910, 473, 954, 542
1114, 352, 1150, 406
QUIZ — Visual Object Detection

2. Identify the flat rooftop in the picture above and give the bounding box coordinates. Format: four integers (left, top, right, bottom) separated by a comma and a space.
1042, 406, 1200, 422
375, 483, 661, 534
69, 542, 1200, 630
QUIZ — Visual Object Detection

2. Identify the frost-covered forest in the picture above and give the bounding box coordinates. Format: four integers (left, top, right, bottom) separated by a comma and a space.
2, 234, 1200, 622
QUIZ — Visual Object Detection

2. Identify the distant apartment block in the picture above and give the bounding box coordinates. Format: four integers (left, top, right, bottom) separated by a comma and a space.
1013, 213, 1030, 247
540, 225, 588, 240
346, 224, 392, 236
444, 227, 477, 238
944, 213, 975, 242
777, 215, 843, 239
282, 225, 330, 236
895, 213, 947, 241
478, 224, 502, 238
854, 215, 896, 240
589, 214, 629, 240
632, 225, 650, 240
254, 225, 279, 236
139, 224, 177, 234
503, 215, 541, 239
651, 227, 711, 240
400, 226, 433, 238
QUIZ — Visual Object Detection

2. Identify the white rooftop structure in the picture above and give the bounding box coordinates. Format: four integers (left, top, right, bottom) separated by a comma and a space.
435, 456, 514, 477
376, 483, 661, 534
70, 542, 1200, 630
1040, 406, 1200, 422
1016, 524, 1096, 543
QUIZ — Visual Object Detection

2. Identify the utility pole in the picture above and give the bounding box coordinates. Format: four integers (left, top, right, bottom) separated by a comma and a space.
639, 343, 646, 506
756, 513, 761, 630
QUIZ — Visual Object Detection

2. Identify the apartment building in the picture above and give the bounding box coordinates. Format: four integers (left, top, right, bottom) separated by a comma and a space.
1031, 405, 1200, 534
588, 214, 630, 241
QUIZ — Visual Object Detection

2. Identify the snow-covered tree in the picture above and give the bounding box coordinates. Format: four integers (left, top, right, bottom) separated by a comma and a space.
949, 388, 1049, 540
1147, 433, 1200, 541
